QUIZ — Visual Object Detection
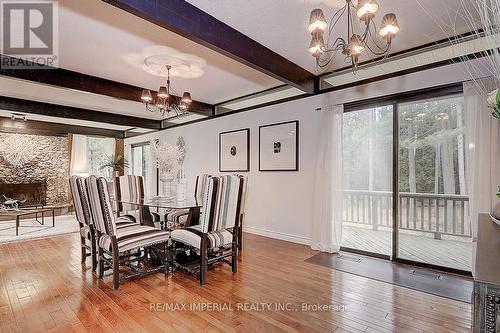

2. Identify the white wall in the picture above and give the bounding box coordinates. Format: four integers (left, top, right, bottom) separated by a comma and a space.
125, 60, 489, 245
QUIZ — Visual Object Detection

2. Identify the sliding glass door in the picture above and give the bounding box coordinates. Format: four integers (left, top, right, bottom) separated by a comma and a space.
341, 86, 473, 273
342, 104, 394, 256
397, 94, 472, 272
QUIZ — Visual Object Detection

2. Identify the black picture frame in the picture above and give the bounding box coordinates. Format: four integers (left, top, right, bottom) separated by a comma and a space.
259, 120, 299, 171
219, 128, 250, 172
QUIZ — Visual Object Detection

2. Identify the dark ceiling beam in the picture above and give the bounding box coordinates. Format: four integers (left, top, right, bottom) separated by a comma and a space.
0, 117, 125, 138
0, 54, 214, 117
101, 0, 316, 93
0, 96, 161, 130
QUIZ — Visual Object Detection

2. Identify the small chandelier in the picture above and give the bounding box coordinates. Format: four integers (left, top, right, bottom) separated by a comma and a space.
308, 0, 400, 71
140, 65, 192, 118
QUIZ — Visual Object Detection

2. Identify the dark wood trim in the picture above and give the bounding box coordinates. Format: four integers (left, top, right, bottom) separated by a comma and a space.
394, 258, 473, 277
0, 117, 124, 138
218, 93, 310, 117
0, 96, 160, 129
324, 29, 485, 76
0, 54, 214, 117
258, 120, 299, 172
340, 247, 391, 261
392, 102, 399, 261
218, 128, 250, 173
101, 0, 315, 93
320, 51, 487, 95
217, 84, 288, 106
343, 83, 463, 112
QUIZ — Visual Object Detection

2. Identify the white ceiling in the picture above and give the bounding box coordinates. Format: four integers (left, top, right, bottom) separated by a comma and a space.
187, 0, 478, 74
0, 109, 150, 132
0, 76, 158, 119
55, 0, 281, 105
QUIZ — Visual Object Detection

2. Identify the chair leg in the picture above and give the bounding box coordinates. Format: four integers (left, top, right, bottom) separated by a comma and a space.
238, 215, 243, 251
80, 236, 87, 264
164, 242, 168, 277
199, 237, 207, 286
90, 232, 97, 272
111, 238, 120, 290
98, 246, 104, 279
232, 238, 238, 273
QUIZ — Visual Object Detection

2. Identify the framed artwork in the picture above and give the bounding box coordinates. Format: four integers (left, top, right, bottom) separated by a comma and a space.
219, 128, 250, 172
259, 120, 299, 171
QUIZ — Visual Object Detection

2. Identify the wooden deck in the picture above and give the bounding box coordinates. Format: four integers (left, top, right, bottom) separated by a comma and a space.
0, 232, 472, 332
342, 225, 473, 271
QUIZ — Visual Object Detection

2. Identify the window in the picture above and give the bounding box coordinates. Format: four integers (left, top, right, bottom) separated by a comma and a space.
70, 134, 115, 178
88, 137, 115, 179
131, 142, 151, 192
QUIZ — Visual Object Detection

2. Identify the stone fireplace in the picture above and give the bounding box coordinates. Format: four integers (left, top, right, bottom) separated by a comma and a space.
0, 133, 70, 205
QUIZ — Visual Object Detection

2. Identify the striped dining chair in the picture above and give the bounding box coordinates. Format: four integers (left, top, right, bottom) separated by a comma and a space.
114, 175, 161, 225
69, 176, 97, 271
70, 176, 139, 272
164, 174, 210, 227
170, 175, 244, 285
86, 175, 170, 289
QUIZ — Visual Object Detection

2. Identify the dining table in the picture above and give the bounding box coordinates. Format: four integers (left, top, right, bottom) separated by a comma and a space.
113, 196, 202, 229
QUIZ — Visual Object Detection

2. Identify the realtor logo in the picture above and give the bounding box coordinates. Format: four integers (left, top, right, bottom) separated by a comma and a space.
1, 0, 59, 69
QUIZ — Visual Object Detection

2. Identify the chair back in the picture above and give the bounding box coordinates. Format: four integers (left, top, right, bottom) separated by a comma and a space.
194, 174, 210, 203
86, 175, 117, 236
69, 176, 93, 227
199, 175, 243, 233
234, 174, 248, 221
115, 175, 144, 211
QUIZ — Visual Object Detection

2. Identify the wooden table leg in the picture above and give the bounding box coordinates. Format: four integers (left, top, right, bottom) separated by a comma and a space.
16, 217, 19, 236
52, 210, 55, 227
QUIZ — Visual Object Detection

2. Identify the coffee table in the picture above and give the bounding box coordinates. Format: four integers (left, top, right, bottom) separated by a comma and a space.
0, 208, 55, 236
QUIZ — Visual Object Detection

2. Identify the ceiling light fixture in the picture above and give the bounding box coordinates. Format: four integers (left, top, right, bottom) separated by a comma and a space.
307, 0, 399, 71
140, 65, 192, 118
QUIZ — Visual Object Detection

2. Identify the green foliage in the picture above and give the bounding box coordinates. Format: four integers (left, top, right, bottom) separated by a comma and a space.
100, 155, 129, 172
343, 96, 466, 195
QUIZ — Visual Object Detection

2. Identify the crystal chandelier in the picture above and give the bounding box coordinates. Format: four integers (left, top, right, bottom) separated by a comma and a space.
308, 0, 400, 71
140, 65, 192, 118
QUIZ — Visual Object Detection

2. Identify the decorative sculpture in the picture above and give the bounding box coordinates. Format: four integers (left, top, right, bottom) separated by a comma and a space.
0, 134, 37, 168
1, 195, 26, 210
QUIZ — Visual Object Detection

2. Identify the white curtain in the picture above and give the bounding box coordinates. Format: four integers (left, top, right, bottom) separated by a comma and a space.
464, 78, 500, 275
311, 104, 344, 253
70, 134, 89, 176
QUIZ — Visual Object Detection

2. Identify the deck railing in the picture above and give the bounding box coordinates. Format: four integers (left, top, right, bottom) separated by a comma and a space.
343, 190, 471, 239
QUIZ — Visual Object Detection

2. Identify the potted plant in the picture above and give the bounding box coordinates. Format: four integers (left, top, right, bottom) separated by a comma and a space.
100, 155, 129, 178
151, 140, 184, 197
487, 89, 500, 120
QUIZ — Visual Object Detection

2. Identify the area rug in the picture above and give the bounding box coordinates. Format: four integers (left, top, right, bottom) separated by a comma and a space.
305, 252, 473, 303
0, 214, 79, 243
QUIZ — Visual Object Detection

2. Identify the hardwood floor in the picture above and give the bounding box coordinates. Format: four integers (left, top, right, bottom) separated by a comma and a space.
0, 232, 472, 332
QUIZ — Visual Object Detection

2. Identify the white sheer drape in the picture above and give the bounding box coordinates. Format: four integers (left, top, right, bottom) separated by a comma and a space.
70, 135, 116, 178
464, 78, 500, 275
70, 134, 89, 176
311, 105, 344, 253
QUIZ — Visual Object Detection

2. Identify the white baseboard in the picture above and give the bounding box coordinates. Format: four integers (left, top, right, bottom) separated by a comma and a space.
243, 226, 311, 246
